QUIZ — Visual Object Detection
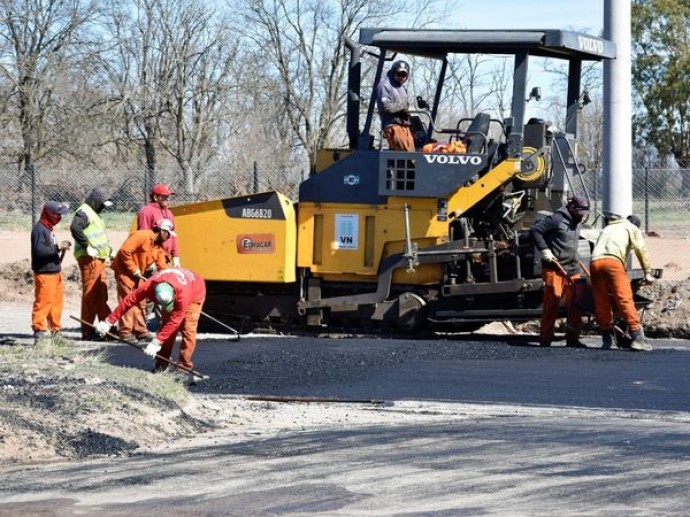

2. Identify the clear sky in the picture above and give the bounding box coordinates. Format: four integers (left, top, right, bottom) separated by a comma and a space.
442, 0, 607, 122
449, 0, 604, 34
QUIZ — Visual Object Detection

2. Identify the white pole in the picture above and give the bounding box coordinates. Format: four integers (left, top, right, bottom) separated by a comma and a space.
603, 0, 633, 218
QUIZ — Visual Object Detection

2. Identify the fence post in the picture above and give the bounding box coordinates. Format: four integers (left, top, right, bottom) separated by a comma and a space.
593, 168, 599, 226
30, 163, 37, 224
253, 161, 259, 193
644, 166, 649, 234
145, 166, 155, 204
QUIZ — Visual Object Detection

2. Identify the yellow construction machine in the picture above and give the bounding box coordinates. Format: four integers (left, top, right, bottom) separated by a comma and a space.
173, 28, 619, 332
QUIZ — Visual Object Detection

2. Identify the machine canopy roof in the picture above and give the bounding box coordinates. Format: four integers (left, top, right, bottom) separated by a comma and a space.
358, 28, 615, 61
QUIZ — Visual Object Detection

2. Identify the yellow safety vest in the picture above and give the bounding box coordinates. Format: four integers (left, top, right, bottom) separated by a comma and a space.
74, 203, 110, 259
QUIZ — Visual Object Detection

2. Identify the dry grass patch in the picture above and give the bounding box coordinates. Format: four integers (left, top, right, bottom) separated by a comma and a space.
0, 335, 210, 465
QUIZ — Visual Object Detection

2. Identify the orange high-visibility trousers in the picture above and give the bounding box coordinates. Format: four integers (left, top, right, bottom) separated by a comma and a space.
383, 124, 414, 151
540, 268, 583, 343
590, 258, 641, 332
77, 256, 111, 338
156, 298, 204, 370
114, 271, 148, 338
31, 272, 64, 332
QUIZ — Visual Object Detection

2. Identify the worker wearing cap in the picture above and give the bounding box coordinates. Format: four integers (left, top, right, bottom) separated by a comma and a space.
31, 200, 71, 343
70, 187, 114, 340
95, 267, 206, 371
590, 213, 655, 351
530, 195, 590, 348
376, 60, 414, 151
110, 219, 172, 343
137, 184, 180, 268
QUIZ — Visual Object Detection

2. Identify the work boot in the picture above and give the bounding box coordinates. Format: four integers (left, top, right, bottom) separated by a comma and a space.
601, 329, 617, 349
539, 340, 551, 347
118, 333, 138, 345
565, 338, 588, 348
630, 328, 652, 352
51, 330, 68, 346
33, 331, 50, 345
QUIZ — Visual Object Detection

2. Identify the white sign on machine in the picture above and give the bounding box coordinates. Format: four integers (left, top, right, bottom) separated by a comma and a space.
334, 214, 359, 250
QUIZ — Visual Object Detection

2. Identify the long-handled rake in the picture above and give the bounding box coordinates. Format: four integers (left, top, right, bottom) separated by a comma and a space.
70, 315, 207, 379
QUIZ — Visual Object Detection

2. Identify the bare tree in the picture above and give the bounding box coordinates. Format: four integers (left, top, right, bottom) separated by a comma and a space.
155, 0, 238, 193
236, 0, 439, 171
0, 0, 99, 183
102, 0, 174, 190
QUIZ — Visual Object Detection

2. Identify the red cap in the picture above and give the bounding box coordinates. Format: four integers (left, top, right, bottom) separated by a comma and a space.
151, 184, 174, 196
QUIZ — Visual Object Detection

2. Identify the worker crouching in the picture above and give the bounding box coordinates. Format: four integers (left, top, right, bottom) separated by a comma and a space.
95, 268, 206, 372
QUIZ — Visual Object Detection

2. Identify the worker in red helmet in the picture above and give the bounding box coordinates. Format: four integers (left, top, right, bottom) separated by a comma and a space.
529, 195, 589, 348
137, 183, 180, 268
95, 268, 206, 373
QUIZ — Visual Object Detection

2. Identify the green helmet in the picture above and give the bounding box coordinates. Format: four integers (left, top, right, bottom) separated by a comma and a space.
154, 282, 175, 313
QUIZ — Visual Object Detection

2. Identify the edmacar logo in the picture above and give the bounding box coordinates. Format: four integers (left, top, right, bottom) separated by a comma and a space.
241, 208, 273, 219
578, 36, 604, 54
236, 233, 275, 254
423, 155, 483, 165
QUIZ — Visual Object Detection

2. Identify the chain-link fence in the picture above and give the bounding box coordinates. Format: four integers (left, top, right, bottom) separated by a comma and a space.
3, 164, 690, 237
578, 167, 690, 238
0, 164, 305, 228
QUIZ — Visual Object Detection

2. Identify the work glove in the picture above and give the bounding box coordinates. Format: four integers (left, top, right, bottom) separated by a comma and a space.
133, 269, 146, 281
172, 257, 181, 268
59, 240, 72, 251
145, 263, 158, 276
94, 320, 112, 337
644, 271, 655, 285
86, 245, 98, 258
109, 247, 116, 260
144, 338, 162, 357
540, 248, 557, 263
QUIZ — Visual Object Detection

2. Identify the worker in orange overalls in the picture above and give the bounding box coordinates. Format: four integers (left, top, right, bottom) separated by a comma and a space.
530, 195, 590, 348
70, 188, 114, 340
590, 213, 655, 351
110, 219, 172, 343
31, 201, 71, 343
95, 268, 206, 373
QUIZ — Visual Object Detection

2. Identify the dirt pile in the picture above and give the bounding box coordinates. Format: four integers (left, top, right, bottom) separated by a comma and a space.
0, 336, 209, 465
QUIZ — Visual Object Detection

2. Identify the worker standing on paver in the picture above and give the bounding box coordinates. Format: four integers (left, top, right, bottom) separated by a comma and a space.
70, 187, 114, 340
530, 195, 590, 348
590, 213, 655, 351
110, 219, 172, 343
95, 267, 206, 373
137, 184, 180, 268
31, 200, 71, 343
376, 60, 415, 151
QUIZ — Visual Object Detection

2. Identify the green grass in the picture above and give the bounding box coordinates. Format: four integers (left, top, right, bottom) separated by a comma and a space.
0, 211, 137, 232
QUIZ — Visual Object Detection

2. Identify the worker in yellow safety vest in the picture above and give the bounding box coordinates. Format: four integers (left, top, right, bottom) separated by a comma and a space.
70, 187, 114, 340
